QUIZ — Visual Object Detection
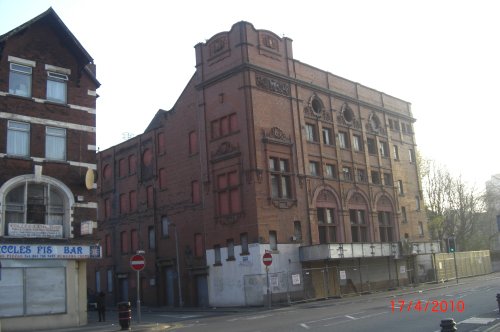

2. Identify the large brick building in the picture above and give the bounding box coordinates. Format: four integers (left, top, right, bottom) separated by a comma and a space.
0, 9, 101, 330
89, 21, 437, 308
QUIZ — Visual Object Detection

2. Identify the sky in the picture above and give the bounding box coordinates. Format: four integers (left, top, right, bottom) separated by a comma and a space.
1, 0, 498, 190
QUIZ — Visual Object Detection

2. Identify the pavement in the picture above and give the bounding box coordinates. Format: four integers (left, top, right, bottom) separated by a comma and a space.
23, 273, 500, 331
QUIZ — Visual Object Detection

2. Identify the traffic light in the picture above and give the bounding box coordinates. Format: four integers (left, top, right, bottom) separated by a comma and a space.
448, 237, 456, 253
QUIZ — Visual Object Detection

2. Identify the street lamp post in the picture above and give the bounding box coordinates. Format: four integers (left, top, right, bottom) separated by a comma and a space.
170, 223, 184, 307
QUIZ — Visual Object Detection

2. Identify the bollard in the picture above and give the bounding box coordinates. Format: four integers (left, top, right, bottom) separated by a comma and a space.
117, 301, 131, 330
497, 294, 500, 314
440, 318, 457, 332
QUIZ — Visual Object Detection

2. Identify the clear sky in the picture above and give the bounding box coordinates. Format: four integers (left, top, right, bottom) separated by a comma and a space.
1, 0, 498, 190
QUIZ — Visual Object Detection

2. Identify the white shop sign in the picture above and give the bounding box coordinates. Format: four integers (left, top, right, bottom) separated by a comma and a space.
8, 223, 63, 238
0, 244, 102, 259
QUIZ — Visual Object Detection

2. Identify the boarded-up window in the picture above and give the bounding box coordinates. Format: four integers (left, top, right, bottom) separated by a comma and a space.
26, 267, 65, 314
0, 268, 24, 316
217, 171, 241, 216
211, 113, 238, 139
0, 267, 66, 317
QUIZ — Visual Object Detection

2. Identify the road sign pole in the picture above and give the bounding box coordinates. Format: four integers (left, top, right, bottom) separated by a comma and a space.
262, 252, 273, 309
130, 254, 145, 322
137, 269, 141, 322
266, 266, 271, 309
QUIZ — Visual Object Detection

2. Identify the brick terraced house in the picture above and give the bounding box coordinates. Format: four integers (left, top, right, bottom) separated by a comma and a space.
88, 21, 438, 308
0, 8, 101, 331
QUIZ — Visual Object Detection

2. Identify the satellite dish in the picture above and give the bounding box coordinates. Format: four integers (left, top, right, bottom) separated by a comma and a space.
85, 168, 95, 190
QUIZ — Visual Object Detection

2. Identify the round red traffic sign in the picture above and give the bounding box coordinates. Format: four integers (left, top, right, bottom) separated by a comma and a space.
262, 252, 273, 266
130, 254, 145, 271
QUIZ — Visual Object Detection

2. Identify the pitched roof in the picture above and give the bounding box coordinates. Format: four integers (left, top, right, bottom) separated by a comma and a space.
0, 7, 99, 86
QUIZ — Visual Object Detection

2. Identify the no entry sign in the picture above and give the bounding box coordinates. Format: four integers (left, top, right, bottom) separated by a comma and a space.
262, 252, 273, 266
130, 254, 145, 271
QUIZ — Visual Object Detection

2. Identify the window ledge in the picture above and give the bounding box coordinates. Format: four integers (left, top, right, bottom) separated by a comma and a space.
240, 252, 250, 256
3, 154, 32, 161
45, 100, 69, 107
7, 93, 32, 100
43, 159, 69, 165
226, 257, 236, 261
210, 130, 241, 142
213, 263, 222, 267
270, 198, 297, 209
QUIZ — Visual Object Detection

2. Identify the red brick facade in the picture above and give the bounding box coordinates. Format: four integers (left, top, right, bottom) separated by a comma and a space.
0, 11, 98, 237
0, 9, 100, 330
90, 21, 429, 307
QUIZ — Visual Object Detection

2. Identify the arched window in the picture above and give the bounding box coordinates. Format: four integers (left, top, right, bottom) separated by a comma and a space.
1, 176, 73, 238
348, 192, 370, 243
316, 189, 339, 244
377, 196, 395, 242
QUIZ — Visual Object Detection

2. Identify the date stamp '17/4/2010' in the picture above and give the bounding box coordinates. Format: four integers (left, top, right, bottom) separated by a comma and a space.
391, 300, 465, 313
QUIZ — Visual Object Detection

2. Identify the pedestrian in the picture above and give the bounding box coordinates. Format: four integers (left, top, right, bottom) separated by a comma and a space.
96, 291, 106, 322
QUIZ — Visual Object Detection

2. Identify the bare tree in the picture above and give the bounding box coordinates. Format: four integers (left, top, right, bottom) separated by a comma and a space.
484, 175, 500, 249
420, 156, 485, 250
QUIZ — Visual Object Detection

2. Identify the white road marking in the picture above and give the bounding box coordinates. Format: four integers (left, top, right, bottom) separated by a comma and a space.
358, 311, 389, 319
246, 314, 274, 320
458, 317, 497, 325
300, 323, 310, 329
304, 312, 365, 324
345, 315, 357, 320
157, 314, 201, 319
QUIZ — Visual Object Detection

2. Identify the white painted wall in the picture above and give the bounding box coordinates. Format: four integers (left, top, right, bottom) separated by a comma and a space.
206, 243, 302, 307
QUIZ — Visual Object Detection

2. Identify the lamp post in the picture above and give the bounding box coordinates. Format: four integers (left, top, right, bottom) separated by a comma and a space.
448, 235, 459, 284
170, 223, 183, 307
